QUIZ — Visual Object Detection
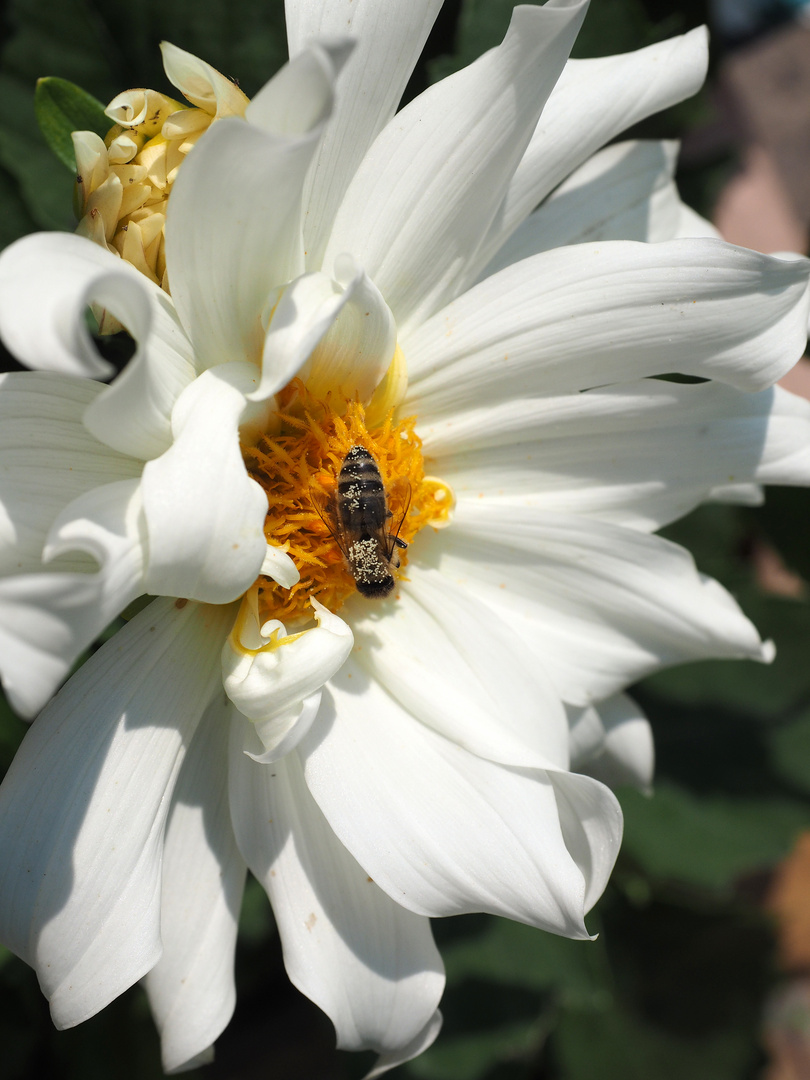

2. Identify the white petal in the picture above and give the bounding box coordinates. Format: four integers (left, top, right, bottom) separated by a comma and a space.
287, 0, 442, 268
166, 42, 350, 371
708, 482, 764, 506
229, 738, 445, 1059
548, 771, 624, 914
222, 593, 352, 726
0, 372, 141, 575
346, 568, 569, 769
364, 1012, 443, 1080
256, 260, 395, 404
82, 287, 197, 461
404, 240, 810, 417
0, 597, 234, 1027
245, 693, 322, 764
259, 542, 299, 588
0, 231, 176, 383
160, 42, 250, 116
482, 139, 684, 275
301, 665, 621, 934
253, 271, 351, 401
417, 504, 770, 706
142, 363, 268, 604
475, 27, 710, 274
420, 380, 810, 532
323, 0, 588, 331
144, 691, 247, 1075
0, 478, 147, 718
571, 693, 655, 792
567, 702, 606, 767
295, 256, 396, 404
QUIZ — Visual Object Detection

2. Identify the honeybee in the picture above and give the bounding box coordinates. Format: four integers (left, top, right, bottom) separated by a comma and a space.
315, 445, 408, 599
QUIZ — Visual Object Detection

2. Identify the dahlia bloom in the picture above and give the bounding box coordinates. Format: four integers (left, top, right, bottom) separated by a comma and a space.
0, 0, 809, 1074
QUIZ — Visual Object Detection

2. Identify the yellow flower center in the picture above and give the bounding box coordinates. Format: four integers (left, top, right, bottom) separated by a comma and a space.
242, 378, 453, 625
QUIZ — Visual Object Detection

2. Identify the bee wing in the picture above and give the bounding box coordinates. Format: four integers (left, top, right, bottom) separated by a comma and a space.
309, 482, 351, 561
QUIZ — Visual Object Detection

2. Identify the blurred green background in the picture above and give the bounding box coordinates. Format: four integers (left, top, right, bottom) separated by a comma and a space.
2, 0, 810, 1076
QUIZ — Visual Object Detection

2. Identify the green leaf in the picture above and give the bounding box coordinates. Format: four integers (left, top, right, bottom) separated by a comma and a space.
554, 1002, 757, 1080
34, 76, 110, 170
619, 782, 808, 892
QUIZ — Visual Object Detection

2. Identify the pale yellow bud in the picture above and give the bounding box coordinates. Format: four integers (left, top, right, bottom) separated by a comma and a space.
73, 45, 249, 308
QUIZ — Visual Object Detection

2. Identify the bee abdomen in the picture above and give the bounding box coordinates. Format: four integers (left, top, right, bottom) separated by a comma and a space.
337, 445, 387, 531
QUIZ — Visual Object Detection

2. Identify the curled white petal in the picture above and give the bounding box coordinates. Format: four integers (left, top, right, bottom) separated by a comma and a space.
0, 478, 147, 717
301, 661, 622, 935
295, 255, 396, 404
420, 380, 810, 533
0, 232, 156, 381
245, 693, 322, 765
417, 504, 771, 706
475, 26, 710, 273
570, 693, 655, 793
405, 240, 810, 416
254, 260, 394, 404
259, 542, 299, 588
222, 593, 352, 752
0, 371, 141, 577
160, 41, 250, 117
142, 363, 268, 604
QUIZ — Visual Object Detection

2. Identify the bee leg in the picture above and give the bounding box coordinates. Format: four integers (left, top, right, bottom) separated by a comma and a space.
391, 535, 408, 550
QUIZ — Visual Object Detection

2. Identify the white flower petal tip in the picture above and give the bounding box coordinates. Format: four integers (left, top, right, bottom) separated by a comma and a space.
258, 543, 299, 588
363, 1010, 444, 1080
142, 363, 268, 604
0, 232, 160, 381
569, 694, 655, 793
478, 25, 710, 268
0, 478, 148, 718
165, 1046, 214, 1074
255, 262, 395, 404
160, 41, 249, 117
243, 692, 322, 764
222, 592, 352, 757
294, 255, 396, 404
246, 38, 355, 135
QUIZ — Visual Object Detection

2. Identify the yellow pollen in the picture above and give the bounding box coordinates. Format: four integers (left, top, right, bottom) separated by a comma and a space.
242, 380, 453, 624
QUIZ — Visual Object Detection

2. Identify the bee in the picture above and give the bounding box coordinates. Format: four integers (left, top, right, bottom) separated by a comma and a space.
315, 445, 408, 599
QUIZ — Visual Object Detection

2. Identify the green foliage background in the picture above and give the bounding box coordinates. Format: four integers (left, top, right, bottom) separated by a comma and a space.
1, 0, 809, 1077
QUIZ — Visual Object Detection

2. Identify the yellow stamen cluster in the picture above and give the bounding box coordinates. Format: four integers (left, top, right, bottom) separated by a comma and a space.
243, 381, 453, 624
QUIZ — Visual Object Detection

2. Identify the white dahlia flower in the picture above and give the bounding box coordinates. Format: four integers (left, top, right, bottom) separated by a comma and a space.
0, 0, 809, 1074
